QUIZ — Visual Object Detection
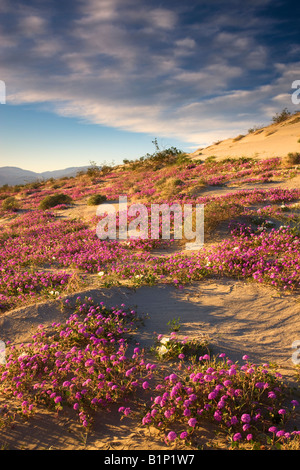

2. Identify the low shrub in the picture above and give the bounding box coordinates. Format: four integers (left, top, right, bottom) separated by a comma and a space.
284, 152, 300, 165
233, 134, 245, 142
2, 196, 19, 212
39, 193, 73, 210
87, 194, 107, 205
272, 108, 291, 124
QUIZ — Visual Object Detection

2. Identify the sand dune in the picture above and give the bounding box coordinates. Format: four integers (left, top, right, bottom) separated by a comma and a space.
190, 113, 300, 161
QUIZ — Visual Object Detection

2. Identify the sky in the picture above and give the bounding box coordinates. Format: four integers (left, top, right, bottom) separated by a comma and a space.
1, 0, 300, 173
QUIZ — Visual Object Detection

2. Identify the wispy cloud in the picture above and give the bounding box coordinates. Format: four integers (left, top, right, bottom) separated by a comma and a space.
1, 0, 300, 150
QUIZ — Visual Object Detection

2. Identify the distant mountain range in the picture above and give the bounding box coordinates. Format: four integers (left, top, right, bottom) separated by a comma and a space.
0, 166, 90, 187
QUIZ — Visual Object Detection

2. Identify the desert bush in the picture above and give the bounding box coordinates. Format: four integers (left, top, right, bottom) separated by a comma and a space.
272, 108, 291, 124
205, 156, 217, 163
39, 193, 72, 210
26, 181, 42, 190
2, 196, 19, 212
86, 160, 101, 178
187, 182, 206, 197
248, 125, 264, 134
284, 152, 300, 165
87, 194, 107, 205
125, 139, 190, 171
159, 177, 184, 198
204, 201, 244, 234
233, 134, 245, 142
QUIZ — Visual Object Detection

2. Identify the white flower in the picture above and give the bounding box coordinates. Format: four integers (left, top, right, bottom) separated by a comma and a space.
157, 345, 168, 356
160, 336, 170, 344
50, 290, 59, 296
18, 352, 27, 360
98, 271, 104, 276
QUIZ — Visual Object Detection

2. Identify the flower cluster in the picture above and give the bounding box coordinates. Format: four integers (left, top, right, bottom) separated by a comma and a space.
0, 297, 299, 448
153, 332, 209, 361
140, 353, 300, 447
0, 297, 155, 428
1, 182, 300, 311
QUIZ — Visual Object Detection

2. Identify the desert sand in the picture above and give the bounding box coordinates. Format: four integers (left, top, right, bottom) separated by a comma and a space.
190, 112, 300, 161
1, 277, 299, 450
1, 114, 300, 450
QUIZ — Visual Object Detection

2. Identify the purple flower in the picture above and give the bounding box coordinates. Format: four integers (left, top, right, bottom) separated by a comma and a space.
214, 411, 222, 422
230, 416, 238, 425
233, 433, 242, 441
241, 413, 251, 424
188, 418, 197, 427
269, 426, 277, 433
169, 373, 178, 381
167, 431, 177, 442
208, 390, 218, 400
223, 380, 232, 387
243, 424, 251, 431
255, 382, 264, 389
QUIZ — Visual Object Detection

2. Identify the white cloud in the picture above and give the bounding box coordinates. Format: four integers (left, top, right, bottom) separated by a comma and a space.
77, 0, 120, 23
175, 37, 196, 49
2, 0, 300, 152
18, 13, 48, 36
147, 8, 177, 30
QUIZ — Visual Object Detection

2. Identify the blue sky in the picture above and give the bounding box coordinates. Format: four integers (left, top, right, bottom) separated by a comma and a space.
1, 0, 300, 172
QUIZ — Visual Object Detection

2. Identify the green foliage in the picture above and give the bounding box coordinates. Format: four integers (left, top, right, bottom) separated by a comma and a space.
205, 155, 217, 163
2, 196, 20, 212
87, 194, 107, 205
167, 317, 181, 332
124, 138, 191, 171
86, 160, 101, 178
152, 331, 209, 362
248, 125, 264, 133
272, 108, 291, 124
233, 134, 245, 141
39, 193, 73, 210
285, 152, 300, 165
